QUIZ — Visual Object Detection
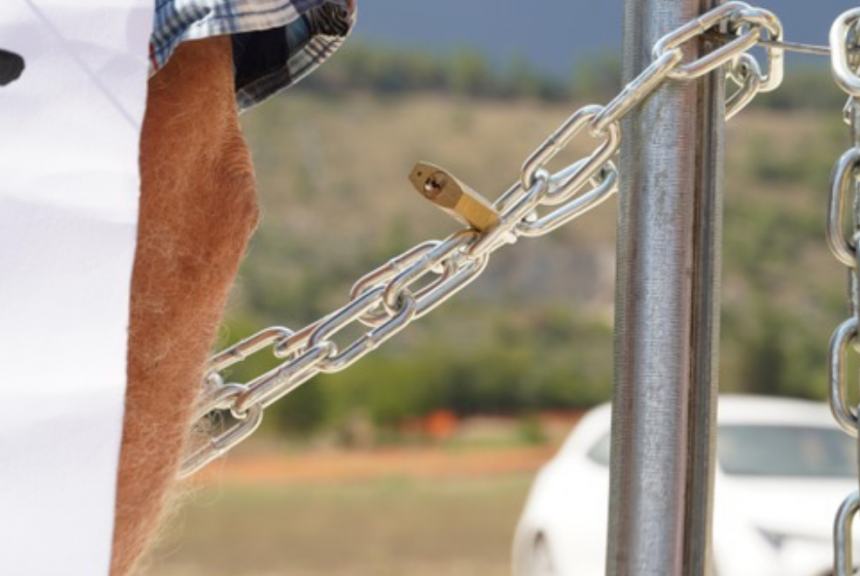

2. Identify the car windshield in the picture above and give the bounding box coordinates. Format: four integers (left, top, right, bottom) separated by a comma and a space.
718, 424, 856, 478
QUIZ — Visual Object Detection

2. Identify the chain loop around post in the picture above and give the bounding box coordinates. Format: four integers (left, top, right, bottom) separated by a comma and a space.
179, 2, 784, 477
725, 53, 763, 120
730, 5, 784, 92
653, 1, 783, 90
655, 2, 759, 81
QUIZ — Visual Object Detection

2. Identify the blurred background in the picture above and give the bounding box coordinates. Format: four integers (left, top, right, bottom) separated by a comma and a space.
148, 2, 860, 575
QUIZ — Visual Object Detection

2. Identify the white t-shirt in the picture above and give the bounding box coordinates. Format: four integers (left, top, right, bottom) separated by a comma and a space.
0, 1, 151, 573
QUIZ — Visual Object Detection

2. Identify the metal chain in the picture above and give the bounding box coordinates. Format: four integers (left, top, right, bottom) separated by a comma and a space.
828, 9, 860, 575
179, 1, 784, 478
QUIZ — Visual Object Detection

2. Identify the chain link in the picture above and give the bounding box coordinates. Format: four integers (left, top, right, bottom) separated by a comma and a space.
827, 9, 860, 575
725, 53, 762, 121
179, 1, 784, 478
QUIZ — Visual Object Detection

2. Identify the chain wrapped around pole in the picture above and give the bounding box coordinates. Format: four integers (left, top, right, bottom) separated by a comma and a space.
179, 1, 784, 478
828, 9, 860, 575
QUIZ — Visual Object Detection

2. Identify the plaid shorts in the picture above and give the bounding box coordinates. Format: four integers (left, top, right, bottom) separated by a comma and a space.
150, 0, 355, 109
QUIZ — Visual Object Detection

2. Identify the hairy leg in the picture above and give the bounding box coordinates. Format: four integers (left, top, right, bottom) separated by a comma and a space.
111, 36, 258, 575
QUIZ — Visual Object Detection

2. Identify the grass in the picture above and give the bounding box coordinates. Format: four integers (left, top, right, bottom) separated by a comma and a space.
145, 474, 533, 576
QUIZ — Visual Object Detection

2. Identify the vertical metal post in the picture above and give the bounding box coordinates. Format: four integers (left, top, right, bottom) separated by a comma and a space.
607, 0, 724, 575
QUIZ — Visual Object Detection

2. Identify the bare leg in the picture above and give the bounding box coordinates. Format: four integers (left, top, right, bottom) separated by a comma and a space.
111, 36, 259, 575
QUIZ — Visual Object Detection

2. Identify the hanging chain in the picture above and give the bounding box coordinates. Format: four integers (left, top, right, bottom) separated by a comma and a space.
179, 1, 784, 478
828, 9, 860, 575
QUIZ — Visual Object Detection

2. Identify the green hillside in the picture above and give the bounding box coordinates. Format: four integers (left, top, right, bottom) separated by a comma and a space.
223, 86, 852, 439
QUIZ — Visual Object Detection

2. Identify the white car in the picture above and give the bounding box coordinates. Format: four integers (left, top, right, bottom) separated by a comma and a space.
514, 395, 859, 576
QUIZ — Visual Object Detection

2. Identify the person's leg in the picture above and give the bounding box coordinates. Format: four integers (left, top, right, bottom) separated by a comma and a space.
111, 35, 259, 575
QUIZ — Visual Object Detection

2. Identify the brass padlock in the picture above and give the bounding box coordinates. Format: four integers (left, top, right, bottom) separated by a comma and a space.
409, 161, 500, 232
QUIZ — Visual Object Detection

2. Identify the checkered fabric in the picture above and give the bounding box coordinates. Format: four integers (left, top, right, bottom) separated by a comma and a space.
150, 0, 355, 109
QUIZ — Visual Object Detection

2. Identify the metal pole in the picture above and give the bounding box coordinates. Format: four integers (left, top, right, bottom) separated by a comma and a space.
607, 0, 724, 574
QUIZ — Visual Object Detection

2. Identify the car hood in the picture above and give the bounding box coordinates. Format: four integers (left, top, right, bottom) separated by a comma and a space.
717, 475, 857, 539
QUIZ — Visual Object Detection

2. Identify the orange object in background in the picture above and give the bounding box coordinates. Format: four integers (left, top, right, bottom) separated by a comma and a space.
424, 409, 459, 440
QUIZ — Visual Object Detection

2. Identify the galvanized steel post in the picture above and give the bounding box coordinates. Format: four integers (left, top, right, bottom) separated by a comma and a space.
607, 0, 724, 574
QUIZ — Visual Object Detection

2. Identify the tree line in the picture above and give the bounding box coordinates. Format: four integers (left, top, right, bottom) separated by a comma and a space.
299, 41, 846, 110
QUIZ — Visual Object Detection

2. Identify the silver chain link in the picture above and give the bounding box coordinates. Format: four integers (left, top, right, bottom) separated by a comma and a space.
828, 9, 860, 575
179, 1, 784, 478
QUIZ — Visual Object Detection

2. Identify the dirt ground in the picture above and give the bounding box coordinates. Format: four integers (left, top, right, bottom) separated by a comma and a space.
145, 445, 556, 576
193, 444, 557, 486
